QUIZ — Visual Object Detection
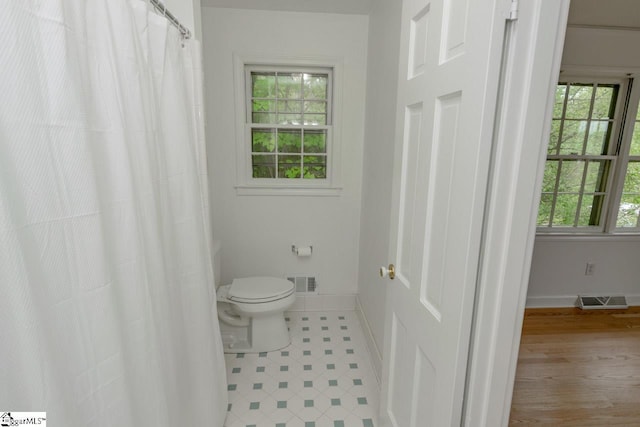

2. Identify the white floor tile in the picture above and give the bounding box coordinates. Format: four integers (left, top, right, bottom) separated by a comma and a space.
223, 310, 380, 427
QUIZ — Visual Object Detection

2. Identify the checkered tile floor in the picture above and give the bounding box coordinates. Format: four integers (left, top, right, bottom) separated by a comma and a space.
223, 311, 380, 427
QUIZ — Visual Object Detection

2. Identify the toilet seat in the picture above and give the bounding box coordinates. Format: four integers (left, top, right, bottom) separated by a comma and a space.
227, 277, 295, 304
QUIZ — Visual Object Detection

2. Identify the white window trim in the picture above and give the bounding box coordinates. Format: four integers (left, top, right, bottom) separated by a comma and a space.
536, 75, 640, 235
233, 53, 344, 196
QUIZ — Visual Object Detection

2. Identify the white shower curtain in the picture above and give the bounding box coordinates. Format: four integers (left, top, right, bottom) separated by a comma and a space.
0, 1, 227, 426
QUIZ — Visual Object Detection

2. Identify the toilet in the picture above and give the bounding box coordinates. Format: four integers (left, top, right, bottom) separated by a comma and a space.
216, 276, 295, 353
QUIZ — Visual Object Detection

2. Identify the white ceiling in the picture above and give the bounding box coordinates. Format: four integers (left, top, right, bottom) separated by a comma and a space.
568, 0, 640, 29
200, 0, 371, 15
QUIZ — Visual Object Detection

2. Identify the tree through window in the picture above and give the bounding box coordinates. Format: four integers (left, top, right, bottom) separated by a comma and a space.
247, 67, 332, 180
538, 78, 640, 232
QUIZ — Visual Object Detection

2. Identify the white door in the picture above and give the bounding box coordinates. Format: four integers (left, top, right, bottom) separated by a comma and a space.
380, 0, 510, 425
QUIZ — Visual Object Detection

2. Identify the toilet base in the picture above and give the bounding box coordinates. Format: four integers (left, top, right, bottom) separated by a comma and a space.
220, 312, 290, 353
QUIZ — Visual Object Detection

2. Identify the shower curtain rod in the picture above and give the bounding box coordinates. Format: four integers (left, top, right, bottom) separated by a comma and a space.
149, 0, 192, 39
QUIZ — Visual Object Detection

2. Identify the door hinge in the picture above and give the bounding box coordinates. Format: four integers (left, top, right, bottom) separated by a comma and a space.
507, 0, 518, 21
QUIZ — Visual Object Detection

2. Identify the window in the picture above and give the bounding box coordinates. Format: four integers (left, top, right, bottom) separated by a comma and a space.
616, 106, 640, 228
246, 66, 332, 181
537, 78, 640, 233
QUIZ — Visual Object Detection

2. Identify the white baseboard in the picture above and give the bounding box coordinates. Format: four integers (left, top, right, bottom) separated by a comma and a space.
526, 294, 640, 308
355, 295, 382, 385
288, 294, 356, 311
525, 296, 578, 308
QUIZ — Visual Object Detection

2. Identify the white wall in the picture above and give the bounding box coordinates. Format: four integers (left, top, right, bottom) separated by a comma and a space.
527, 26, 640, 307
355, 0, 401, 376
201, 8, 369, 297
528, 237, 640, 306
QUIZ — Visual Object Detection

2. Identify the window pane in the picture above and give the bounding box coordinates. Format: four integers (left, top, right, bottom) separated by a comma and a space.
252, 112, 275, 124
277, 113, 302, 125
623, 162, 640, 191
631, 125, 640, 156
631, 109, 640, 155
252, 155, 276, 178
552, 194, 580, 226
592, 85, 616, 119
252, 128, 275, 153
584, 160, 608, 193
304, 101, 327, 114
564, 84, 593, 119
277, 129, 302, 153
277, 100, 302, 114
303, 102, 327, 126
278, 155, 302, 178
585, 121, 611, 155
553, 85, 567, 118
304, 130, 327, 153
252, 73, 276, 98
548, 120, 561, 154
303, 114, 326, 126
541, 160, 559, 193
537, 193, 553, 226
577, 194, 596, 226
303, 155, 327, 179
303, 74, 328, 99
558, 120, 587, 154
277, 73, 302, 99
557, 160, 585, 193
616, 161, 640, 227
616, 195, 640, 228
252, 100, 276, 113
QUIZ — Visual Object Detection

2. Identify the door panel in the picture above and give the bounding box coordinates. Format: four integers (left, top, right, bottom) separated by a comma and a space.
381, 0, 507, 425
387, 314, 412, 426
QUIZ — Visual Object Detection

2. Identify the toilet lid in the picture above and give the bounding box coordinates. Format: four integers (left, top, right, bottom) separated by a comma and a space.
228, 277, 295, 302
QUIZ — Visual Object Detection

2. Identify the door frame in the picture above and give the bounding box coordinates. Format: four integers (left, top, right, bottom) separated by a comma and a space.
462, 0, 570, 425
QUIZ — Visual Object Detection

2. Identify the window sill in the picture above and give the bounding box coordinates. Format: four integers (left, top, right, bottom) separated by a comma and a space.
235, 185, 343, 197
535, 232, 640, 242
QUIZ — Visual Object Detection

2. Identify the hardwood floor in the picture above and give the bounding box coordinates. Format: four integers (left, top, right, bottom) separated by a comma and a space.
510, 307, 640, 426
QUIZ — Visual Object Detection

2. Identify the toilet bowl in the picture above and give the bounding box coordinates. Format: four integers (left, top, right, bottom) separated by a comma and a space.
216, 276, 295, 353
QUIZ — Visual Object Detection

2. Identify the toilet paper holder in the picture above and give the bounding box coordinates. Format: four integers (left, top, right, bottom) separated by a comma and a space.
291, 245, 313, 255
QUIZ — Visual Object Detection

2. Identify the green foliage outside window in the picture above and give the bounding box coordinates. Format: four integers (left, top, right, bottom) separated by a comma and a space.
538, 83, 616, 228
616, 106, 640, 228
249, 70, 330, 180
539, 81, 640, 230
